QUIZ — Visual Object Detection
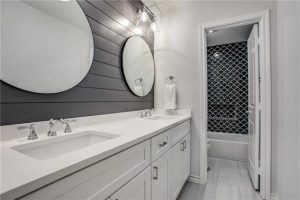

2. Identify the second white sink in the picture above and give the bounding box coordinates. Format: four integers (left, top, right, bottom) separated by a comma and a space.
12, 131, 119, 160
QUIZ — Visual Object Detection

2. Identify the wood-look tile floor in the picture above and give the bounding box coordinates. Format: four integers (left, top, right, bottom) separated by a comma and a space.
177, 157, 261, 200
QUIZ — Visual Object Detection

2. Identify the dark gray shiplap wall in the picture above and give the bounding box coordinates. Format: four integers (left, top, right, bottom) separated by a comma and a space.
0, 0, 154, 125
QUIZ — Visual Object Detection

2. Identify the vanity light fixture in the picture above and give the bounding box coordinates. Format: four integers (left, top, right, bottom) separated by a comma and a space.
141, 7, 148, 22
137, 6, 159, 32
137, 7, 148, 25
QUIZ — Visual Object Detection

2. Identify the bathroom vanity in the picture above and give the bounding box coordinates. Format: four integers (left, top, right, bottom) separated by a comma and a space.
0, 111, 191, 200
0, 1, 190, 199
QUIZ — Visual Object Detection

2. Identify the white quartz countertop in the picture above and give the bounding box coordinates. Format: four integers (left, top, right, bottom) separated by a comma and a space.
0, 112, 191, 199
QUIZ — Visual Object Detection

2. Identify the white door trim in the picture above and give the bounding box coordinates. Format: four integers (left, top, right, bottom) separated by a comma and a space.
199, 10, 271, 200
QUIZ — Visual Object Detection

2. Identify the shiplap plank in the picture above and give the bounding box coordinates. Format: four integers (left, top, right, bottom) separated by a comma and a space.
88, 0, 153, 41
93, 48, 120, 67
88, 0, 137, 33
78, 0, 133, 38
1, 101, 154, 125
1, 82, 153, 103
104, 0, 154, 39
88, 17, 125, 46
104, 0, 141, 26
78, 74, 128, 90
89, 61, 122, 79
93, 34, 121, 56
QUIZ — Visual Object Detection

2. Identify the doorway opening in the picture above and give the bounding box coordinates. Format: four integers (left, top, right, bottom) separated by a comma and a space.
199, 10, 271, 200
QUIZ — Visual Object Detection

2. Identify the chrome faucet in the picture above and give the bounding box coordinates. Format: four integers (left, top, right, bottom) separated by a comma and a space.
60, 119, 76, 133
139, 109, 154, 118
48, 119, 58, 136
144, 109, 153, 117
17, 124, 38, 140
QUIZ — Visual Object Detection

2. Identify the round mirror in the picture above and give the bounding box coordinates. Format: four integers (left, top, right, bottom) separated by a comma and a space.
1, 0, 94, 93
122, 36, 154, 96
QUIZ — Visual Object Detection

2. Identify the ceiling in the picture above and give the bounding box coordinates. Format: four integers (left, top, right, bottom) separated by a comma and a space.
207, 24, 254, 47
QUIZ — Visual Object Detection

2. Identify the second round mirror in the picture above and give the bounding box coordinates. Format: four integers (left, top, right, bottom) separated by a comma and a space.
122, 36, 155, 97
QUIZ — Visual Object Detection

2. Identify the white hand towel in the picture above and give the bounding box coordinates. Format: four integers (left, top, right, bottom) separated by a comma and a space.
164, 84, 177, 110
134, 85, 144, 96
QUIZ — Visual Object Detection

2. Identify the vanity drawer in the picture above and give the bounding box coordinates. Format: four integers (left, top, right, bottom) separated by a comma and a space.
151, 130, 170, 162
20, 140, 150, 200
170, 120, 190, 146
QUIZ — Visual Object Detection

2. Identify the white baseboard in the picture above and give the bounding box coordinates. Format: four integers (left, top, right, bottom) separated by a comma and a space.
270, 193, 279, 200
188, 175, 201, 184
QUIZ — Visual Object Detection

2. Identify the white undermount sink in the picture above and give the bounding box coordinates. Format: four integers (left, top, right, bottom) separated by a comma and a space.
144, 115, 175, 120
12, 131, 119, 160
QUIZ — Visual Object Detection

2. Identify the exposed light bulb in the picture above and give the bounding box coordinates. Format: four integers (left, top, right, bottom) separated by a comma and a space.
141, 9, 147, 22
208, 30, 215, 33
120, 19, 130, 27
150, 21, 157, 32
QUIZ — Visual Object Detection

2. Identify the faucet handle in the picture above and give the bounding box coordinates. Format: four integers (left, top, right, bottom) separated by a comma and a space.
49, 118, 57, 125
60, 119, 76, 133
17, 124, 38, 140
144, 108, 153, 117
148, 108, 154, 116
138, 111, 144, 118
48, 119, 58, 136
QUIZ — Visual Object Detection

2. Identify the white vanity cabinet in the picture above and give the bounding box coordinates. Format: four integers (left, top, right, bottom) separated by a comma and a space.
182, 134, 191, 181
170, 134, 191, 200
151, 151, 171, 200
110, 167, 152, 200
19, 141, 151, 200
18, 120, 190, 200
170, 140, 184, 200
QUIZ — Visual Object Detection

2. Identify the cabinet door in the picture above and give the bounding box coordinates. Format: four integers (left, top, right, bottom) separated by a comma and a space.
169, 140, 185, 200
110, 167, 151, 200
19, 141, 151, 200
182, 134, 191, 181
152, 151, 170, 200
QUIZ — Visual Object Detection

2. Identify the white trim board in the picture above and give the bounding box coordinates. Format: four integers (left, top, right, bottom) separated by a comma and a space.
199, 10, 271, 200
188, 175, 201, 184
270, 193, 280, 200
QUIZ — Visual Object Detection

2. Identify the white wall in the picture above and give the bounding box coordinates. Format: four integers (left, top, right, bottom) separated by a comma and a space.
154, 1, 300, 199
271, 2, 300, 199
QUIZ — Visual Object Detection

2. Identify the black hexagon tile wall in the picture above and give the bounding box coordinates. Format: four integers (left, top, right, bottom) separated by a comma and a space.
207, 42, 248, 134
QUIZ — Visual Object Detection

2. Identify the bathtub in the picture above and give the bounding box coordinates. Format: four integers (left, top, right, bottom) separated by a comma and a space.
207, 132, 248, 162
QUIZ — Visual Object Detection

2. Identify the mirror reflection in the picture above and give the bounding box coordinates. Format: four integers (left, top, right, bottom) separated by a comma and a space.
1, 0, 94, 93
122, 36, 155, 97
